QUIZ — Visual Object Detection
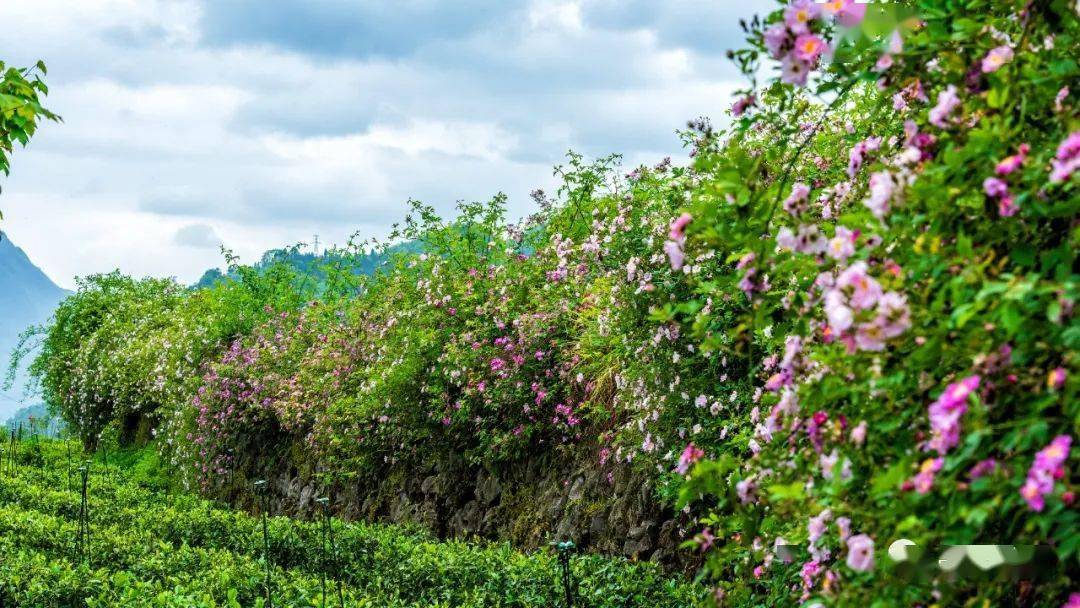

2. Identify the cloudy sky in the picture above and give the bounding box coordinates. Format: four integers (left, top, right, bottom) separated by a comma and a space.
0, 0, 772, 288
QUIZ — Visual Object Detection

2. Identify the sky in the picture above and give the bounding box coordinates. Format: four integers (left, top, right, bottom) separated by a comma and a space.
0, 0, 774, 289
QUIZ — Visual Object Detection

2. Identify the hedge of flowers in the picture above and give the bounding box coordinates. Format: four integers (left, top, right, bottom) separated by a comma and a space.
17, 1, 1079, 606
670, 1, 1078, 606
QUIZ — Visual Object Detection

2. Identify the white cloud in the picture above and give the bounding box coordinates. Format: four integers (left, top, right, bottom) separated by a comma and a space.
174, 223, 221, 249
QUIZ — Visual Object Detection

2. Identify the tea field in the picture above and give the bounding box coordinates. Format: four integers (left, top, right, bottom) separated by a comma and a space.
0, 440, 704, 607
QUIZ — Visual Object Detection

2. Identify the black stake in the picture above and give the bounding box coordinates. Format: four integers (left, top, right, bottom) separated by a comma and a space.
255, 480, 273, 608
77, 464, 90, 565
66, 440, 73, 492
555, 540, 576, 608
317, 497, 328, 608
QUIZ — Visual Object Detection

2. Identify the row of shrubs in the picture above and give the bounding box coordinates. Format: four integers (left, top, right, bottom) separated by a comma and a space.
8, 1, 1079, 605
0, 440, 705, 606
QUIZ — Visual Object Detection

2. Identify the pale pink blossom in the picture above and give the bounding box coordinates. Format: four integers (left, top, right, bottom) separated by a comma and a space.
781, 55, 811, 86
827, 226, 856, 261
784, 0, 819, 35
928, 85, 961, 128
864, 170, 896, 219
850, 421, 867, 446
846, 534, 875, 572
824, 290, 854, 332
663, 240, 685, 270
837, 262, 882, 310
981, 45, 1014, 73
835, 516, 851, 541
763, 24, 789, 59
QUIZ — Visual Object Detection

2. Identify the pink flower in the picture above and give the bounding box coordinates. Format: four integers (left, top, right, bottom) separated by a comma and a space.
783, 0, 819, 35
821, 0, 867, 27
800, 560, 821, 590
736, 477, 757, 504
663, 239, 685, 271
824, 290, 854, 332
837, 261, 882, 310
864, 170, 896, 219
763, 24, 790, 59
781, 55, 811, 86
996, 143, 1029, 175
1054, 86, 1070, 113
793, 34, 826, 62
847, 136, 881, 178
1033, 435, 1072, 475
765, 369, 792, 392
808, 509, 832, 544
1048, 367, 1067, 390
675, 442, 705, 475
913, 457, 943, 494
927, 375, 980, 455
998, 195, 1019, 217
968, 458, 998, 479
875, 54, 894, 72
928, 85, 961, 128
731, 94, 756, 117
854, 322, 887, 351
983, 177, 1009, 198
1021, 477, 1047, 511
846, 534, 875, 572
850, 421, 867, 446
827, 226, 856, 261
1062, 592, 1080, 608
669, 212, 693, 242
1050, 131, 1080, 184
981, 45, 1014, 73
784, 182, 811, 216
874, 291, 911, 339
835, 516, 851, 542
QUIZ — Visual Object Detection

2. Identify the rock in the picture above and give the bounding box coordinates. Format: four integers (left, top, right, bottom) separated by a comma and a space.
567, 476, 585, 502
421, 475, 440, 495
476, 472, 501, 505
589, 512, 609, 539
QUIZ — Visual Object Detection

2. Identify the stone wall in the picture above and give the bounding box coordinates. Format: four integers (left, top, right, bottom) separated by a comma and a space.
244, 445, 699, 570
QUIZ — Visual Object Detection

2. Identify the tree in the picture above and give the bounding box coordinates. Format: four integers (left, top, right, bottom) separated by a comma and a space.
0, 59, 58, 233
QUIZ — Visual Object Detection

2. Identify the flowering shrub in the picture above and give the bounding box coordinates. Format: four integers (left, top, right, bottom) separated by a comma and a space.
14, 262, 313, 449
669, 1, 1078, 605
182, 157, 727, 489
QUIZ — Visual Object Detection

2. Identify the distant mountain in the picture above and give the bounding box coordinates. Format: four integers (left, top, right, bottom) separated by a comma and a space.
3, 403, 63, 437
194, 242, 421, 290
0, 232, 68, 422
